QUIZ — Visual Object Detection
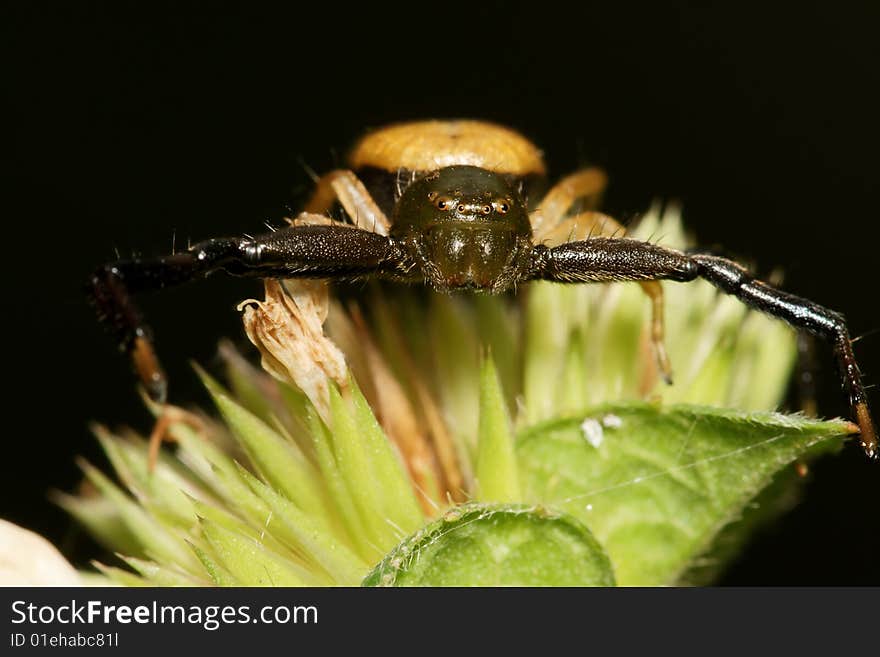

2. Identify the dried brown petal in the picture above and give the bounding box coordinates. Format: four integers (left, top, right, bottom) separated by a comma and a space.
239, 279, 347, 420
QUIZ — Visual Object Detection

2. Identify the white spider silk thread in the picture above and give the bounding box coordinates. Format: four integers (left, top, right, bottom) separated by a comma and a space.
554, 432, 789, 506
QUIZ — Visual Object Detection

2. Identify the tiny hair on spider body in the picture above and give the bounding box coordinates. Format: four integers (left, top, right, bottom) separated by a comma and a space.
89, 119, 877, 460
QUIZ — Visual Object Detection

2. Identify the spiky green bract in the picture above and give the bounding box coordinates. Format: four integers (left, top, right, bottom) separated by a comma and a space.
475, 355, 520, 502
69, 370, 428, 586
363, 504, 614, 587
198, 369, 330, 527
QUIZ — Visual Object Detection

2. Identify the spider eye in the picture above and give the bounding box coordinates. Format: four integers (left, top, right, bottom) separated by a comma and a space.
430, 193, 453, 211
482, 204, 492, 215
494, 199, 511, 214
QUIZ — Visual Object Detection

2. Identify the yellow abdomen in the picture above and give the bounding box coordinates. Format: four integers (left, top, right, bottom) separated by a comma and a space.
348, 120, 546, 176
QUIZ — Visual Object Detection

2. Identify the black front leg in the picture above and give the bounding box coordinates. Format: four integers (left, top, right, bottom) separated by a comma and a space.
689, 253, 875, 456
529, 238, 876, 457
90, 225, 406, 402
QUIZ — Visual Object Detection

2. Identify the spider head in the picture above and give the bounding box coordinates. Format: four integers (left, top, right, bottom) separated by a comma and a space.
393, 165, 531, 233
391, 165, 533, 291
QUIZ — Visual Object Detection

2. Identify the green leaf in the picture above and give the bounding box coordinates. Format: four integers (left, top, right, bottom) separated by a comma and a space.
677, 463, 810, 585
516, 402, 854, 585
363, 503, 614, 587
475, 355, 520, 502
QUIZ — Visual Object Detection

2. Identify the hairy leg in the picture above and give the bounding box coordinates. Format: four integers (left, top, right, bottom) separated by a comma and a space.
90, 224, 404, 403
529, 167, 608, 236
304, 169, 392, 235
538, 210, 673, 383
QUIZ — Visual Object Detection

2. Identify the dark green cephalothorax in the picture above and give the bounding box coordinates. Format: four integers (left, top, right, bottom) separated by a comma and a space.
89, 119, 877, 458
392, 165, 534, 292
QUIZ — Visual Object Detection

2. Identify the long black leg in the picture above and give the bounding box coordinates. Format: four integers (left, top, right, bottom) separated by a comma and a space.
89, 225, 406, 402
529, 238, 877, 457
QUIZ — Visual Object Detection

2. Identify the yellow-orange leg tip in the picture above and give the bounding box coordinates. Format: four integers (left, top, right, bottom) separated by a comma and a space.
855, 402, 878, 459
146, 405, 207, 473
654, 341, 674, 386
132, 336, 167, 404
147, 412, 172, 474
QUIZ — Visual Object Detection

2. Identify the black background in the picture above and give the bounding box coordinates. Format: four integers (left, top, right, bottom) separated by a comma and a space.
3, 3, 879, 584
